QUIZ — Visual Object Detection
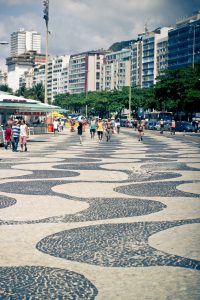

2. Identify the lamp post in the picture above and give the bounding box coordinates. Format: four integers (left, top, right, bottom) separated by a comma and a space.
128, 57, 132, 121
43, 0, 49, 103
0, 41, 9, 45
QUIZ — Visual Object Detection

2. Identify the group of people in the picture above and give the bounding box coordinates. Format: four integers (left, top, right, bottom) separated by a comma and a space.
76, 117, 121, 144
53, 119, 65, 135
3, 118, 29, 152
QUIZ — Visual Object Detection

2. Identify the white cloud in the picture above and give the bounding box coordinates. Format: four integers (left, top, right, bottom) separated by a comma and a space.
0, 0, 199, 66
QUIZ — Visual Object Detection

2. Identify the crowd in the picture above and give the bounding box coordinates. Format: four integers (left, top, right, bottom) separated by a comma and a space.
52, 117, 121, 145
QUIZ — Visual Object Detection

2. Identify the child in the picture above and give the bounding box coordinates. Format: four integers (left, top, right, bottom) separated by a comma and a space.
4, 125, 12, 150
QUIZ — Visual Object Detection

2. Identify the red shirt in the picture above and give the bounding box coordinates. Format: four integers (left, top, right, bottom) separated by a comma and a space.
5, 128, 12, 140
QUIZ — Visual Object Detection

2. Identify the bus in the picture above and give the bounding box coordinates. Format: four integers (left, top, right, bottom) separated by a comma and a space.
144, 111, 172, 123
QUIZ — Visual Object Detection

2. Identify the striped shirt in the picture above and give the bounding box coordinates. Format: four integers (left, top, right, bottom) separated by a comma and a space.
12, 125, 20, 137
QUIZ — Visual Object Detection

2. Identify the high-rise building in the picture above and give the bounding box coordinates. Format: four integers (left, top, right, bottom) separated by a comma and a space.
68, 50, 106, 94
0, 70, 7, 85
131, 38, 143, 87
101, 49, 131, 91
142, 27, 171, 87
10, 29, 41, 57
7, 51, 45, 92
168, 11, 200, 69
47, 55, 70, 102
30, 55, 70, 102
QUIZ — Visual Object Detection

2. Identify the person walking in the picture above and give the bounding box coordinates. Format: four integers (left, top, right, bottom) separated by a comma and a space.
12, 120, 20, 152
96, 118, 104, 142
115, 118, 121, 134
90, 118, 96, 139
160, 119, 164, 134
171, 119, 176, 135
77, 121, 83, 144
105, 118, 113, 142
137, 123, 144, 141
19, 119, 29, 152
53, 119, 59, 135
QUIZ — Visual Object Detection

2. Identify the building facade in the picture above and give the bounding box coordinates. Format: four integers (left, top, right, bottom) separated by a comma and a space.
68, 51, 105, 94
10, 29, 41, 57
47, 55, 70, 102
168, 11, 200, 69
101, 49, 131, 91
0, 70, 8, 85
131, 38, 143, 86
142, 27, 171, 87
7, 51, 45, 92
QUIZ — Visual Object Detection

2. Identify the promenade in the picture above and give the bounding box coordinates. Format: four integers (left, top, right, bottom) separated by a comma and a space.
0, 128, 200, 299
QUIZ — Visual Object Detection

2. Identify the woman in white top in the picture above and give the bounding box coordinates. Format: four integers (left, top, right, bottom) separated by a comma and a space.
20, 119, 29, 152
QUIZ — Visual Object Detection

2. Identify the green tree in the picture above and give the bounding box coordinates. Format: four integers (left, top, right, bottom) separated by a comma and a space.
0, 84, 13, 94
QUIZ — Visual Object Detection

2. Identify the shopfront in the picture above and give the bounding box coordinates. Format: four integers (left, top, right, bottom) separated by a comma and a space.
0, 91, 65, 132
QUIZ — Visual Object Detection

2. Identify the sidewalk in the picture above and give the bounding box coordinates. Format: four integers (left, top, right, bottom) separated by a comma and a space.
0, 129, 200, 299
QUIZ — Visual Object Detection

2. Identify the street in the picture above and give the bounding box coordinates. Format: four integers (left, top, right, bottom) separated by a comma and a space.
0, 128, 200, 299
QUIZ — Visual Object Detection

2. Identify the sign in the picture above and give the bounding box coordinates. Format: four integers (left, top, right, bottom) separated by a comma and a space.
14, 112, 46, 116
138, 107, 144, 117
3, 99, 27, 103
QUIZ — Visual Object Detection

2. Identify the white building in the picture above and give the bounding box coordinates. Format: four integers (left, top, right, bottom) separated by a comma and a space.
6, 51, 46, 92
131, 38, 143, 87
31, 55, 70, 103
101, 49, 131, 91
68, 50, 106, 94
10, 29, 41, 57
47, 55, 70, 102
0, 70, 8, 85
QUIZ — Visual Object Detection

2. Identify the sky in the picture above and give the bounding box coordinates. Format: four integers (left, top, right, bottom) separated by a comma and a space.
0, 0, 199, 69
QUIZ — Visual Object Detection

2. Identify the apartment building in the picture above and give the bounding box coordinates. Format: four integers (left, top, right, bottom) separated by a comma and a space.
101, 49, 131, 91
131, 38, 143, 86
68, 50, 106, 94
142, 27, 171, 87
0, 70, 7, 85
10, 29, 41, 57
19, 68, 34, 89
47, 55, 70, 102
168, 11, 200, 69
6, 51, 45, 92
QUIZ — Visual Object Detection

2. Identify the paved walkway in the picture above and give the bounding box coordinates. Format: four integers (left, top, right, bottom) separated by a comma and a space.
0, 128, 200, 299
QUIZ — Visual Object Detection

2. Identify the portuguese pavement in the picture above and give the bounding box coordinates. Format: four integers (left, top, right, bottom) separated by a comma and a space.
0, 128, 200, 299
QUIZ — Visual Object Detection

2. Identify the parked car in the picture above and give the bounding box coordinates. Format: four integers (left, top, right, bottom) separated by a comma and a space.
145, 121, 157, 130
0, 125, 4, 147
155, 121, 171, 131
120, 119, 128, 127
176, 121, 193, 132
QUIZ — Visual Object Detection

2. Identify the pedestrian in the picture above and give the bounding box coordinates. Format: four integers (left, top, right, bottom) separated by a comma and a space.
115, 118, 121, 134
137, 123, 144, 141
90, 118, 96, 138
82, 118, 87, 132
105, 118, 113, 142
19, 119, 29, 152
171, 119, 176, 135
160, 119, 164, 134
12, 120, 20, 152
53, 119, 59, 135
70, 118, 75, 132
96, 118, 104, 142
4, 124, 12, 150
133, 119, 138, 131
77, 121, 83, 144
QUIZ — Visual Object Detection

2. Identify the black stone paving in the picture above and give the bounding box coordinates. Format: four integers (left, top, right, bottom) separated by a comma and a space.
0, 266, 98, 299
36, 219, 200, 270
